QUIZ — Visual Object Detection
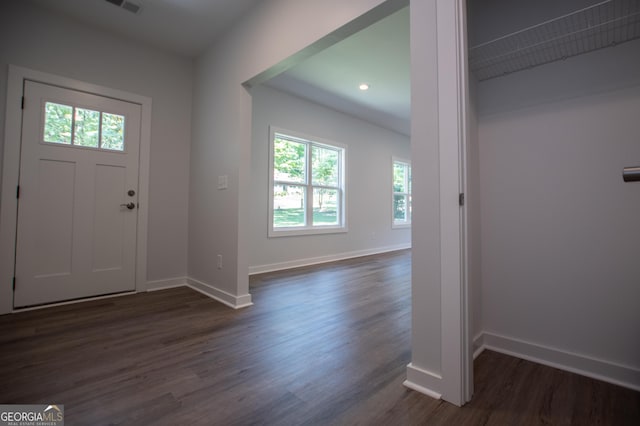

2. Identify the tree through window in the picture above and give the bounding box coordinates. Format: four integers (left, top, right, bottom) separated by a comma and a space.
43, 101, 125, 151
393, 159, 411, 227
269, 128, 346, 236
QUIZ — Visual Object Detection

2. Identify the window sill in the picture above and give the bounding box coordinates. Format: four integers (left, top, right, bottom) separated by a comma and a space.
392, 223, 411, 229
268, 226, 348, 238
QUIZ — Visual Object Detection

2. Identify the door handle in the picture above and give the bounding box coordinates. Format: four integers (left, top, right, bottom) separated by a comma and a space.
120, 202, 136, 210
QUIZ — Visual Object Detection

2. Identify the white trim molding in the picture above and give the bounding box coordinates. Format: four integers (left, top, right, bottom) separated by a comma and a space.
437, 0, 472, 406
404, 363, 443, 400
146, 277, 188, 292
149, 277, 253, 310
3, 276, 251, 314
187, 278, 253, 310
0, 65, 152, 315
406, 0, 471, 407
248, 244, 411, 275
472, 333, 485, 360
475, 332, 640, 392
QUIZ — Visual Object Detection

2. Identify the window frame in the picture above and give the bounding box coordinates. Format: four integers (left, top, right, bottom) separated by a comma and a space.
268, 126, 347, 237
392, 157, 412, 228
40, 98, 128, 153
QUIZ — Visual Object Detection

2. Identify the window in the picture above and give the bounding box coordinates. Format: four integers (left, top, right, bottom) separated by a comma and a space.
393, 159, 411, 227
43, 101, 126, 151
269, 127, 346, 236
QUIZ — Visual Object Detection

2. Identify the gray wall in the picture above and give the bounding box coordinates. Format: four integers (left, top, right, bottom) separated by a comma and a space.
0, 1, 192, 283
250, 85, 410, 272
188, 0, 394, 300
476, 38, 640, 373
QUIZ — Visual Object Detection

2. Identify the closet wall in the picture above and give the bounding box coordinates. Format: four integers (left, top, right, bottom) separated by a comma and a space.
470, 2, 640, 389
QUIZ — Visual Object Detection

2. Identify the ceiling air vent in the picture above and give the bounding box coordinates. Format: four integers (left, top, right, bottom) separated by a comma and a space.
104, 0, 143, 15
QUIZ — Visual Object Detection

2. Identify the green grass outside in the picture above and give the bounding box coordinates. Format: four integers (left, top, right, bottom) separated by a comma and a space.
274, 208, 337, 227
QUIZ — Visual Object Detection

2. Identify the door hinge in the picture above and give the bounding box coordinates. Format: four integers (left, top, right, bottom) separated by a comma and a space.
16, 185, 20, 199
459, 193, 465, 206
13, 277, 16, 290
21, 96, 24, 110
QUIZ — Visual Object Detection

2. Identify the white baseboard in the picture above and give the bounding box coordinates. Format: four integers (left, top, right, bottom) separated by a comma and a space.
472, 333, 485, 359
147, 276, 252, 310
249, 243, 411, 275
186, 277, 253, 309
404, 363, 442, 400
146, 277, 188, 291
476, 331, 640, 392
9, 278, 186, 314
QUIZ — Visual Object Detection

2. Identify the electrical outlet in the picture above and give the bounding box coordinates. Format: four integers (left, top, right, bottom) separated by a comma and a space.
217, 175, 228, 190
217, 255, 222, 269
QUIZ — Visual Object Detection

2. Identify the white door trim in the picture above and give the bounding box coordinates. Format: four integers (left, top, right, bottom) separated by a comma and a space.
0, 65, 152, 314
438, 0, 472, 406
404, 0, 471, 407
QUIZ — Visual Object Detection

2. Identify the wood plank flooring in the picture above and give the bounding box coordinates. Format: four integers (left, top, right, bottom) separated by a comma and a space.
0, 250, 638, 425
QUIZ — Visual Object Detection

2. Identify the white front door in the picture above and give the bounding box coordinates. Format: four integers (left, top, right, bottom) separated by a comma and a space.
14, 81, 141, 307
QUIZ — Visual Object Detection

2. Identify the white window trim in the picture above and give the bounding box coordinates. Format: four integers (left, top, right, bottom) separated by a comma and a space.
41, 98, 128, 153
268, 126, 347, 237
392, 157, 411, 229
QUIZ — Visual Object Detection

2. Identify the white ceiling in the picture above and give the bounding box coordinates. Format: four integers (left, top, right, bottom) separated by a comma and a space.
468, 0, 640, 81
266, 7, 411, 136
467, 0, 604, 46
27, 0, 621, 138
30, 0, 264, 58
268, 1, 608, 137
28, 0, 412, 136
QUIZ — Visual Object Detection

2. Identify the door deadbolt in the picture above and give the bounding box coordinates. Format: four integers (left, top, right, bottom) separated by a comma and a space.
128, 189, 136, 196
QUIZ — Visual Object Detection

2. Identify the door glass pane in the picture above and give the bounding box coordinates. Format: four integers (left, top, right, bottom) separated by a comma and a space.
394, 194, 407, 222
273, 184, 306, 228
313, 188, 338, 226
43, 102, 73, 145
73, 108, 100, 148
273, 137, 306, 183
312, 146, 339, 186
101, 112, 125, 151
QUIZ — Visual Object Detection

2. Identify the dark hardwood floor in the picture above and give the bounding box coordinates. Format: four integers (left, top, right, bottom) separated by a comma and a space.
0, 250, 638, 425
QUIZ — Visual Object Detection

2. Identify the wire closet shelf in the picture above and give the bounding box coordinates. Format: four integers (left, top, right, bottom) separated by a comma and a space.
468, 0, 640, 81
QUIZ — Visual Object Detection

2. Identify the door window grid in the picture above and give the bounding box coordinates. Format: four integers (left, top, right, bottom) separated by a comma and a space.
43, 101, 125, 152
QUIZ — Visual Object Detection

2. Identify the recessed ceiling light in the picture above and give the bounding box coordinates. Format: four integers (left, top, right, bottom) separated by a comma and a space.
359, 83, 370, 91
